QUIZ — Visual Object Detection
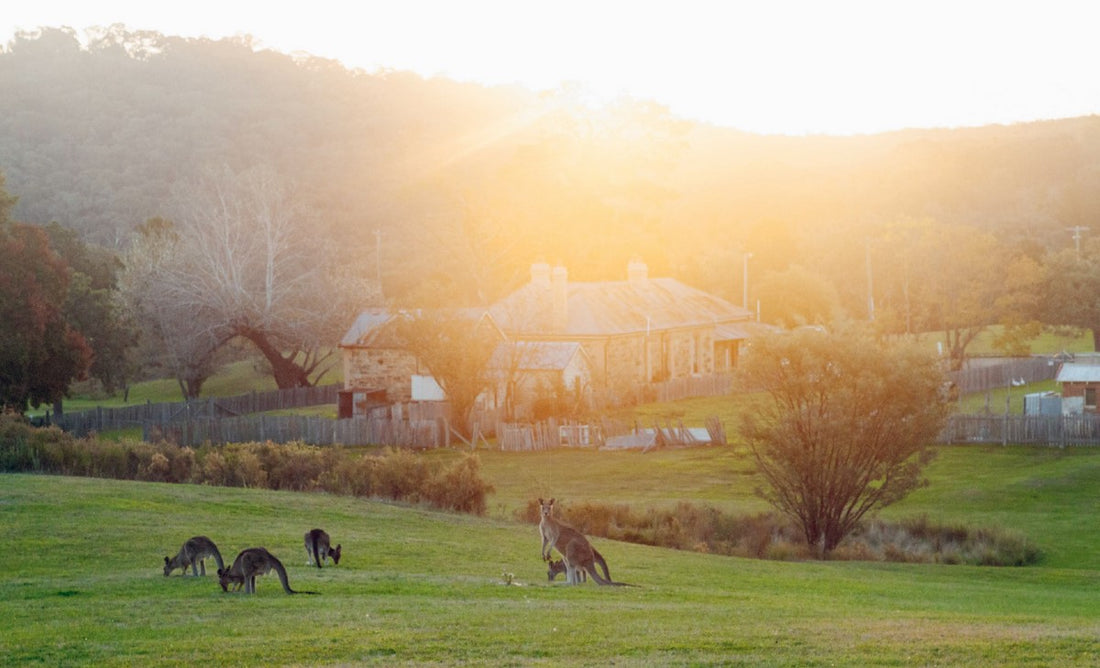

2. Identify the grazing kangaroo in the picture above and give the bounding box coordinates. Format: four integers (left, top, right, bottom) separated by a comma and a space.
538, 498, 631, 586
304, 528, 341, 568
218, 547, 317, 595
164, 536, 224, 577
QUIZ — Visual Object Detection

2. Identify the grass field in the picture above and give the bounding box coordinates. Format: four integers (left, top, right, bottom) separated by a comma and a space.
2, 442, 1097, 666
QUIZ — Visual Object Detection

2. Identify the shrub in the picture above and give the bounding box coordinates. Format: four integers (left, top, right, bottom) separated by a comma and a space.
197, 449, 233, 486
370, 447, 431, 502
422, 454, 494, 515
2, 416, 497, 516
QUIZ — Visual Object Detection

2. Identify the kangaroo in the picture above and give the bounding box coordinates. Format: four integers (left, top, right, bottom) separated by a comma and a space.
304, 528, 341, 568
538, 498, 631, 586
218, 547, 317, 595
547, 558, 584, 582
164, 535, 224, 577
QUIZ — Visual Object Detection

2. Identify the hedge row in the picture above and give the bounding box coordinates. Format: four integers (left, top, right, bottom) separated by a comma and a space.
0, 412, 492, 515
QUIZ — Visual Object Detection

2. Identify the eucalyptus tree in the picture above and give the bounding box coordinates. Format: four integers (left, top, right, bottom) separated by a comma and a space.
123, 165, 375, 392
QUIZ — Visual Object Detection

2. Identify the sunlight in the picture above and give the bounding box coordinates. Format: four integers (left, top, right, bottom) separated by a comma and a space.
3, 0, 1099, 134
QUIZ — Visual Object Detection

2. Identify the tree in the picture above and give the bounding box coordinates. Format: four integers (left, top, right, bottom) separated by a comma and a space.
737, 325, 948, 556
394, 310, 500, 438
119, 217, 225, 398
871, 219, 1017, 370
754, 264, 843, 327
45, 223, 139, 394
0, 175, 92, 410
1039, 242, 1100, 351
124, 166, 376, 392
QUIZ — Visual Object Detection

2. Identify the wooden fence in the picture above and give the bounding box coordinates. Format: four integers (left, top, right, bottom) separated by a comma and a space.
148, 414, 452, 449
941, 414, 1100, 446
654, 373, 735, 403
947, 356, 1059, 395
496, 419, 596, 451
51, 384, 341, 437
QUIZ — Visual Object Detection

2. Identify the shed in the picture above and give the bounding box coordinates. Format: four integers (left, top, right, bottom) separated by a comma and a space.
1054, 363, 1100, 412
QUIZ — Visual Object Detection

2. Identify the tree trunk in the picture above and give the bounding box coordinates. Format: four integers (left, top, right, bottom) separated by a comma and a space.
236, 326, 312, 389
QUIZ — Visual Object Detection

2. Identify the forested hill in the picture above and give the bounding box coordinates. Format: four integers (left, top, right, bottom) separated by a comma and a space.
3, 26, 1100, 308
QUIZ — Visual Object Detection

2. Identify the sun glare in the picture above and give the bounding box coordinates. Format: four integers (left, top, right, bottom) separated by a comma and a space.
4, 1, 1099, 135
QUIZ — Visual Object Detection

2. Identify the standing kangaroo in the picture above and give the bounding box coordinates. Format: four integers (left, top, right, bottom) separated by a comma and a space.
218, 547, 317, 595
304, 528, 341, 568
164, 536, 224, 577
538, 498, 628, 586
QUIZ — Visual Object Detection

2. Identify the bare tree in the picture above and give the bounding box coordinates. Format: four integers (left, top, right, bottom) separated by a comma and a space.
737, 324, 948, 556
120, 218, 226, 398
169, 165, 373, 388
121, 166, 376, 392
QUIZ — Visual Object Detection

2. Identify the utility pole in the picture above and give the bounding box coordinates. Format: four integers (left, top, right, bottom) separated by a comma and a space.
375, 228, 384, 298
1067, 226, 1089, 260
865, 238, 875, 321
742, 252, 753, 310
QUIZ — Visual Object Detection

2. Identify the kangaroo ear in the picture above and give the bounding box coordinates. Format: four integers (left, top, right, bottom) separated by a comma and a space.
538, 498, 544, 504
164, 556, 170, 565
549, 498, 555, 505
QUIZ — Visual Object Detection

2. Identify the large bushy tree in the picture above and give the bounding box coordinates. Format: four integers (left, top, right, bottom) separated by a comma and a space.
45, 222, 138, 394
0, 175, 92, 411
1039, 242, 1100, 351
871, 219, 1021, 370
737, 325, 948, 556
394, 310, 501, 438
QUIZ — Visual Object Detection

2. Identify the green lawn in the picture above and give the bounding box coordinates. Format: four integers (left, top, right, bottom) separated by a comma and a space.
1, 440, 1097, 666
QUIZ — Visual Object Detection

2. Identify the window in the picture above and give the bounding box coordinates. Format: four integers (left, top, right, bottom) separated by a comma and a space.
1086, 387, 1097, 409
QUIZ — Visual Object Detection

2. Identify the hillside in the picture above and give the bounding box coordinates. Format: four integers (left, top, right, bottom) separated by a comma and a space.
3, 27, 1100, 308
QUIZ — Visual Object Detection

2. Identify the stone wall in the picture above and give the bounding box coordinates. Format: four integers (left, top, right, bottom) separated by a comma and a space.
342, 347, 418, 403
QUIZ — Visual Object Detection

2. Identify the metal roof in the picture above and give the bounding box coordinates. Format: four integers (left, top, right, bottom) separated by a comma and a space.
490, 276, 753, 337
1055, 364, 1100, 383
488, 341, 585, 372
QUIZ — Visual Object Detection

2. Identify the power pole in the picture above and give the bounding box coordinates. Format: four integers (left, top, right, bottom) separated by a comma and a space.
865, 238, 875, 321
742, 252, 753, 310
375, 228, 384, 298
1067, 226, 1089, 260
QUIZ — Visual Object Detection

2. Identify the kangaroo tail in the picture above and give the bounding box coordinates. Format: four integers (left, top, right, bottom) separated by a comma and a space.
273, 556, 319, 595
584, 556, 639, 588
592, 548, 612, 582
312, 540, 322, 569
212, 547, 225, 572
587, 568, 639, 587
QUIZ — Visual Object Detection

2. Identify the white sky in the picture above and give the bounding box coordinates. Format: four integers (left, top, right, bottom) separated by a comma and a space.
3, 0, 1099, 135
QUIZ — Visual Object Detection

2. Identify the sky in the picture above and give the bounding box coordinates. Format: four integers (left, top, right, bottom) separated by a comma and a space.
3, 0, 1099, 136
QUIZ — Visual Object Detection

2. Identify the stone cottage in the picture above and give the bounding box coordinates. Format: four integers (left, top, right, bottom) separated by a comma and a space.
488, 260, 757, 403
339, 260, 761, 414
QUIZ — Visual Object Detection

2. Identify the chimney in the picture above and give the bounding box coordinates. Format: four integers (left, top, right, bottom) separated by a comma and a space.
530, 261, 551, 287
627, 258, 648, 283
551, 265, 568, 332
